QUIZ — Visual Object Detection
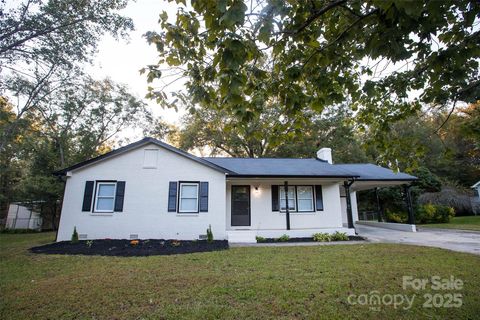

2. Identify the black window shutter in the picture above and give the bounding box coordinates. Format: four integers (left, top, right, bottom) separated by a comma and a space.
315, 185, 324, 211
168, 182, 178, 212
82, 181, 94, 211
199, 182, 209, 212
114, 181, 126, 212
272, 185, 279, 211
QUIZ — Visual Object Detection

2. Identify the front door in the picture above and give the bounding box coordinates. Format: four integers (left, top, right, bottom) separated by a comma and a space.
231, 185, 251, 226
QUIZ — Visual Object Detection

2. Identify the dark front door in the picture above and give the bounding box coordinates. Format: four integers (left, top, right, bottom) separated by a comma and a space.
231, 185, 251, 226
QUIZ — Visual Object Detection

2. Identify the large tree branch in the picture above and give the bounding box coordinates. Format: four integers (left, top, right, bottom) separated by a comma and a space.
0, 17, 91, 54
284, 0, 347, 35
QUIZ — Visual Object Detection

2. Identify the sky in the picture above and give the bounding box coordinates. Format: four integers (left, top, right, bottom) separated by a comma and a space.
85, 0, 186, 134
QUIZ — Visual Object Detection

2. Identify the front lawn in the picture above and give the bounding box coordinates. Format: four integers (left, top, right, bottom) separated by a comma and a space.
420, 216, 480, 232
1, 233, 479, 319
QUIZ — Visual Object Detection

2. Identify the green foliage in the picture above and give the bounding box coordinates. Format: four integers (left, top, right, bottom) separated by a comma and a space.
277, 234, 290, 242
385, 210, 407, 224
71, 227, 79, 244
0, 75, 150, 222
313, 232, 348, 241
145, 0, 479, 166
86, 240, 94, 248
177, 103, 368, 160
331, 232, 349, 241
255, 236, 266, 243
416, 204, 455, 224
206, 225, 214, 243
313, 233, 331, 242
418, 184, 474, 216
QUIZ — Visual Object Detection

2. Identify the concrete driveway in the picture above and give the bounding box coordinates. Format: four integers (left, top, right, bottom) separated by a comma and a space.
356, 224, 480, 255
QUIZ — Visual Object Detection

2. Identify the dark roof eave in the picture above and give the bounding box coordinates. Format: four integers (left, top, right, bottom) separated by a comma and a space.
226, 174, 359, 178
354, 178, 418, 182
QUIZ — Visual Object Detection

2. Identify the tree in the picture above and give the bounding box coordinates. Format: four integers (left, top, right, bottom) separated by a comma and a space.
0, 97, 38, 215
0, 76, 150, 225
35, 76, 150, 167
177, 102, 368, 161
177, 102, 307, 157
144, 0, 479, 163
0, 0, 134, 151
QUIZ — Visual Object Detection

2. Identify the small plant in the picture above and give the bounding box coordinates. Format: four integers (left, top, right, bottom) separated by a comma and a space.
331, 231, 349, 241
206, 225, 214, 243
313, 232, 331, 242
71, 227, 79, 243
130, 240, 139, 246
256, 236, 266, 243
86, 240, 94, 248
277, 234, 290, 242
171, 240, 181, 247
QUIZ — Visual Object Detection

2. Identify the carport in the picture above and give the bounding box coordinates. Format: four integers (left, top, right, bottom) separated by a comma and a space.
336, 164, 418, 229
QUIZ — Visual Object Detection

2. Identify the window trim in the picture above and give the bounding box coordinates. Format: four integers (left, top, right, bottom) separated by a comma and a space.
278, 185, 315, 213
93, 181, 117, 213
178, 181, 200, 213
296, 185, 315, 212
279, 185, 297, 212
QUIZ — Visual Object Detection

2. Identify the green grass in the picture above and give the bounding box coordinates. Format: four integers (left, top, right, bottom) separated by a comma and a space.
420, 216, 480, 231
1, 233, 480, 319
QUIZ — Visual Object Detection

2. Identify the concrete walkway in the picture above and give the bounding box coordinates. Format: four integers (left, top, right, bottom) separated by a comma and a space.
355, 224, 480, 255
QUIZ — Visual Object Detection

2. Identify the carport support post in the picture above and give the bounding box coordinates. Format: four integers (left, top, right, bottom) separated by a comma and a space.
375, 187, 382, 222
344, 180, 354, 229
404, 185, 415, 225
284, 181, 290, 230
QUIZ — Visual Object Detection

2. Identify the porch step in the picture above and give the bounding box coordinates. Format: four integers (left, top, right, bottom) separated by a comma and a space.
227, 230, 257, 243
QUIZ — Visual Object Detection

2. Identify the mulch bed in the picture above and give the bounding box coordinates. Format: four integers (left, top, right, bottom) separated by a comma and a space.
260, 235, 365, 243
30, 239, 229, 257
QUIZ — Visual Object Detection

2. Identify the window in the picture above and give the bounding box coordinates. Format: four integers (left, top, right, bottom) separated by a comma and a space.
297, 186, 314, 212
179, 183, 199, 213
279, 186, 296, 211
278, 185, 315, 213
94, 182, 116, 212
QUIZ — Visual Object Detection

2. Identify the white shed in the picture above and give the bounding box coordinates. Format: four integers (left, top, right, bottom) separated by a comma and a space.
5, 203, 43, 230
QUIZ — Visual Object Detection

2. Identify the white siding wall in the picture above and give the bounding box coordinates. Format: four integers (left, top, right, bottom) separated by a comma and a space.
226, 179, 344, 230
57, 143, 227, 241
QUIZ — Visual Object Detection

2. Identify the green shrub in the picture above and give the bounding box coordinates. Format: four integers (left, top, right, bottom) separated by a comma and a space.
386, 210, 407, 223
71, 226, 79, 243
277, 234, 290, 242
313, 232, 331, 242
433, 205, 455, 223
331, 231, 349, 241
206, 225, 214, 243
255, 236, 266, 243
416, 204, 455, 223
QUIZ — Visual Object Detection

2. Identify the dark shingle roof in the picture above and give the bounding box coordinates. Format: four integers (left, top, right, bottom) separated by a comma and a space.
203, 158, 357, 178
54, 137, 416, 181
203, 158, 416, 180
335, 164, 417, 181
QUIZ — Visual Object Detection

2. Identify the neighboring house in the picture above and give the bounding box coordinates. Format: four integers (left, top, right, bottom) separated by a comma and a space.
5, 203, 42, 230
471, 181, 480, 214
55, 137, 416, 243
